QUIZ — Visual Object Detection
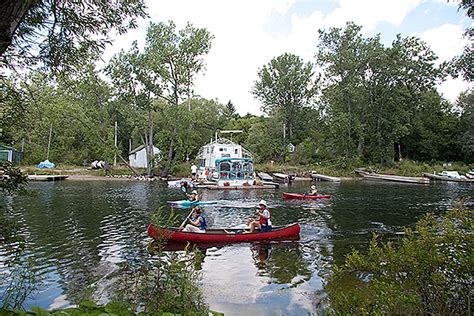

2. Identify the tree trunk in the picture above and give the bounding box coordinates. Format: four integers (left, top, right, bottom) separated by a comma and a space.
163, 125, 177, 176
146, 110, 154, 177
0, 0, 37, 57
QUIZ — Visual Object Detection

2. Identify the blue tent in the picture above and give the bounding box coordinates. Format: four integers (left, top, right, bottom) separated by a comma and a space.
37, 159, 55, 169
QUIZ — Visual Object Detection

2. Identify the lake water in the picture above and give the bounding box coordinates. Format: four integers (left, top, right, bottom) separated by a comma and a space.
1, 180, 472, 315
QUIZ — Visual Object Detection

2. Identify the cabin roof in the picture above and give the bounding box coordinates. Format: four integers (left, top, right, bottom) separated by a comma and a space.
196, 137, 253, 159
129, 145, 160, 155
0, 144, 20, 151
215, 157, 254, 163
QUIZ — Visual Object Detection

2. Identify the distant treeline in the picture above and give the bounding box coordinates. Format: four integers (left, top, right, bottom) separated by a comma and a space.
1, 22, 472, 172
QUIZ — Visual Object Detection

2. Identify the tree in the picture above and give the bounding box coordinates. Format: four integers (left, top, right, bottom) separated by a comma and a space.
456, 90, 474, 162
0, 0, 147, 71
224, 100, 239, 119
3, 67, 116, 165
106, 21, 214, 175
400, 90, 461, 162
317, 23, 373, 160
154, 97, 228, 167
252, 53, 318, 155
317, 22, 443, 164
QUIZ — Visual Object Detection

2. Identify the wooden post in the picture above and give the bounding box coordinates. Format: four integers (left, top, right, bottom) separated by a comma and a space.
114, 121, 117, 166
46, 124, 52, 160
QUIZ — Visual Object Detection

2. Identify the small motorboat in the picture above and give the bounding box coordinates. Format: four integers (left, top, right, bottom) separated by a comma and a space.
147, 223, 300, 243
283, 192, 331, 199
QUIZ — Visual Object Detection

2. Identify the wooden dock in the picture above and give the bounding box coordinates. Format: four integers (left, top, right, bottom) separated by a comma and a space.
311, 173, 341, 182
28, 175, 69, 181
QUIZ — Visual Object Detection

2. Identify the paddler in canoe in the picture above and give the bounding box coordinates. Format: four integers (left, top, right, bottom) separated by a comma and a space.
186, 190, 199, 202
181, 206, 207, 233
307, 185, 318, 195
246, 200, 272, 233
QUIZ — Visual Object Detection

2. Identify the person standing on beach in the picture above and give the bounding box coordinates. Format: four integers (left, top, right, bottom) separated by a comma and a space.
191, 163, 198, 181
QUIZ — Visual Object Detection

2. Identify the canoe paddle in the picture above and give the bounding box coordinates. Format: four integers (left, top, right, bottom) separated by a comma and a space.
179, 207, 195, 228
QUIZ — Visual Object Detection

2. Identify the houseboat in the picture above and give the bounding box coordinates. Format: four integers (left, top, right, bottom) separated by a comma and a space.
194, 137, 278, 189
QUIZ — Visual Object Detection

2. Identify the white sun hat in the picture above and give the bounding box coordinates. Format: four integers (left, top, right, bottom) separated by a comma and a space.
258, 199, 267, 207
192, 190, 198, 194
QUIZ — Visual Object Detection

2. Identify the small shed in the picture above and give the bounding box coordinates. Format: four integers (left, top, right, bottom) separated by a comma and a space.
129, 145, 160, 168
0, 145, 23, 164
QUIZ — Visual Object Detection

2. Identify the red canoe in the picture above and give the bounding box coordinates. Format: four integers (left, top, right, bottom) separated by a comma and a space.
283, 192, 331, 199
147, 223, 300, 243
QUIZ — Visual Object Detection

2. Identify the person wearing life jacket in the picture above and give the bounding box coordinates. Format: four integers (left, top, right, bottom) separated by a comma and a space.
308, 185, 318, 195
182, 207, 207, 233
248, 200, 272, 232
186, 190, 199, 202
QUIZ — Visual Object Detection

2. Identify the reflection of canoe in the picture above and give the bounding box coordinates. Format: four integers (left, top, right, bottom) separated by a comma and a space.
147, 223, 300, 243
283, 192, 331, 199
167, 200, 217, 208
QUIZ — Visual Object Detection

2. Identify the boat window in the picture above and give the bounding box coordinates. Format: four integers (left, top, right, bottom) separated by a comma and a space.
220, 162, 230, 171
235, 149, 238, 155
219, 148, 223, 152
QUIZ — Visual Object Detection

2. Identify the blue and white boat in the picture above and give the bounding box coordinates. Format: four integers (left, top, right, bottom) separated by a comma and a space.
167, 200, 218, 208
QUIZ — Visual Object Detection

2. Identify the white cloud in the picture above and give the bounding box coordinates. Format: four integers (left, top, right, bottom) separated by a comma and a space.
417, 23, 467, 63
324, 0, 421, 31
417, 23, 470, 102
438, 78, 471, 103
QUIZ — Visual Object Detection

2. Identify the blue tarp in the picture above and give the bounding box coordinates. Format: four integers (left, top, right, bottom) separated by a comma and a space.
37, 159, 55, 169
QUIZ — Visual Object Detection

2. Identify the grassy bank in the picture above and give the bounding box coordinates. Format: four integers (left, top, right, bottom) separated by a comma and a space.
19, 160, 473, 179
256, 159, 473, 178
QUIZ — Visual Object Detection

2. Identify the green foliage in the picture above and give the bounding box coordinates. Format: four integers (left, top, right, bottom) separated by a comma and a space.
1, 0, 148, 71
106, 21, 214, 175
326, 209, 473, 315
252, 53, 318, 145
456, 90, 474, 163
317, 22, 445, 164
244, 117, 284, 162
0, 161, 28, 194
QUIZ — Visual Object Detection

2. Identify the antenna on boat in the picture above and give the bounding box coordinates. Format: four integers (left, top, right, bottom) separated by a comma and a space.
219, 130, 243, 141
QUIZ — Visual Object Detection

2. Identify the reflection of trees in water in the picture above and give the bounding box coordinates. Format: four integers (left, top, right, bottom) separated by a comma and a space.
1, 183, 151, 307
250, 242, 311, 285
1, 254, 44, 309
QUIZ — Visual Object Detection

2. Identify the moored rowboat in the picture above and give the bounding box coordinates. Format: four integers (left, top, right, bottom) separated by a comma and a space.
283, 192, 331, 199
147, 223, 300, 243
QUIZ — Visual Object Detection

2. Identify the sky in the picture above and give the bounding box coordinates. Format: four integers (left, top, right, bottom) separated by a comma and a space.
103, 0, 472, 115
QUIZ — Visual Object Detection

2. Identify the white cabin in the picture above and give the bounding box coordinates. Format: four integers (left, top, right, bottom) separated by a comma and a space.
129, 145, 160, 168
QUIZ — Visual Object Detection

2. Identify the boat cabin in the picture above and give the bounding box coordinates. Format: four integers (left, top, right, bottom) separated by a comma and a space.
215, 157, 255, 181
196, 138, 253, 179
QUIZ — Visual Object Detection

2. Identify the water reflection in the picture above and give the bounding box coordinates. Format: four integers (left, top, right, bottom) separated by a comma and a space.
1, 180, 472, 314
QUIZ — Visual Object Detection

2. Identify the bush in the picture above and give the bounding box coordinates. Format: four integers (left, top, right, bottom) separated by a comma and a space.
326, 208, 473, 315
